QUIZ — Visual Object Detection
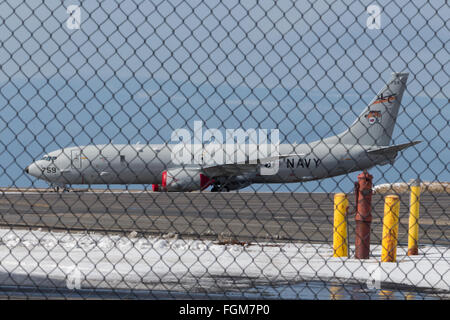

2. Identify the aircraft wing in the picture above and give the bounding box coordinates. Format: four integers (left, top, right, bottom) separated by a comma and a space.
201, 153, 304, 177
366, 141, 421, 155
201, 163, 258, 176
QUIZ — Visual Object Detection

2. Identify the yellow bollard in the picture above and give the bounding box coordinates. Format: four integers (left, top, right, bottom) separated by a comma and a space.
408, 179, 421, 256
379, 290, 394, 300
381, 195, 400, 262
329, 285, 344, 300
333, 193, 348, 257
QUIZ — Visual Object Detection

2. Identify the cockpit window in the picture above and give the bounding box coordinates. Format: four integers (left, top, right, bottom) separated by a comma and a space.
42, 156, 57, 161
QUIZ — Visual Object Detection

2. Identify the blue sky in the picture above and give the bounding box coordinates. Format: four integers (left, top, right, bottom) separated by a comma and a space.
0, 0, 448, 192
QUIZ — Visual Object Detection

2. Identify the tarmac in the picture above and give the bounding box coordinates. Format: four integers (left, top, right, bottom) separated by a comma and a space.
0, 188, 448, 245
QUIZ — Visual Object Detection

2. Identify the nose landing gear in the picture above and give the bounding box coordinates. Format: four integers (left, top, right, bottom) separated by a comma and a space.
51, 183, 70, 192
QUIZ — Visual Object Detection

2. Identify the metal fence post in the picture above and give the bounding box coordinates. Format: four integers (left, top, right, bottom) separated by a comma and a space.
355, 171, 373, 259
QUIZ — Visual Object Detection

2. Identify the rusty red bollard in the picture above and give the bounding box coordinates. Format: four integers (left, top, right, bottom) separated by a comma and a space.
355, 170, 373, 259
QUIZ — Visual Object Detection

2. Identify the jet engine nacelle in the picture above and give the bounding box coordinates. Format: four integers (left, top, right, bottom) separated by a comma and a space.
216, 174, 253, 191
161, 168, 213, 192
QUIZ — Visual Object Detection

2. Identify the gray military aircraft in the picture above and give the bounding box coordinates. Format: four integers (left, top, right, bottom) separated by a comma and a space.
25, 72, 420, 192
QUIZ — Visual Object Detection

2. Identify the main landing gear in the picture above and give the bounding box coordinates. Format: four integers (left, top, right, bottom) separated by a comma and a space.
211, 184, 230, 192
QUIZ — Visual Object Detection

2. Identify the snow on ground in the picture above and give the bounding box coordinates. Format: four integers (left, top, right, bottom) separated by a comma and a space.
374, 181, 450, 194
0, 228, 448, 294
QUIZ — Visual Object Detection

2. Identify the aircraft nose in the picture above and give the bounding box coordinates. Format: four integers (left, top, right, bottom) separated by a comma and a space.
25, 163, 41, 178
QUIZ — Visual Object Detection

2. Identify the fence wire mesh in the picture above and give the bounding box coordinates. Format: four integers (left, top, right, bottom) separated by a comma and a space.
0, 0, 448, 299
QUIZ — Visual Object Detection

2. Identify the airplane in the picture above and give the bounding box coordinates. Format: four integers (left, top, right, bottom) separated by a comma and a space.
25, 72, 420, 192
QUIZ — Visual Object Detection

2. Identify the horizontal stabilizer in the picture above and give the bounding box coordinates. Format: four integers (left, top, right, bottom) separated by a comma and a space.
366, 141, 421, 155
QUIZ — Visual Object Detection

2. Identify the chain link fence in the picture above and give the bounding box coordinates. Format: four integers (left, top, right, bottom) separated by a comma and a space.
0, 0, 448, 299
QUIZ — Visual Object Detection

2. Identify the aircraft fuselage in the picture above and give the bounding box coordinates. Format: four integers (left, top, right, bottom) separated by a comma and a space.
25, 142, 393, 186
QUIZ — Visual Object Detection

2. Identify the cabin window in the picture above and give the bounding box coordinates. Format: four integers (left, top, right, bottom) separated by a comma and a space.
120, 155, 126, 163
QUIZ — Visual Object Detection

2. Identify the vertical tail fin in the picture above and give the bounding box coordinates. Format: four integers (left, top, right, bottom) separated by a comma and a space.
331, 72, 408, 146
